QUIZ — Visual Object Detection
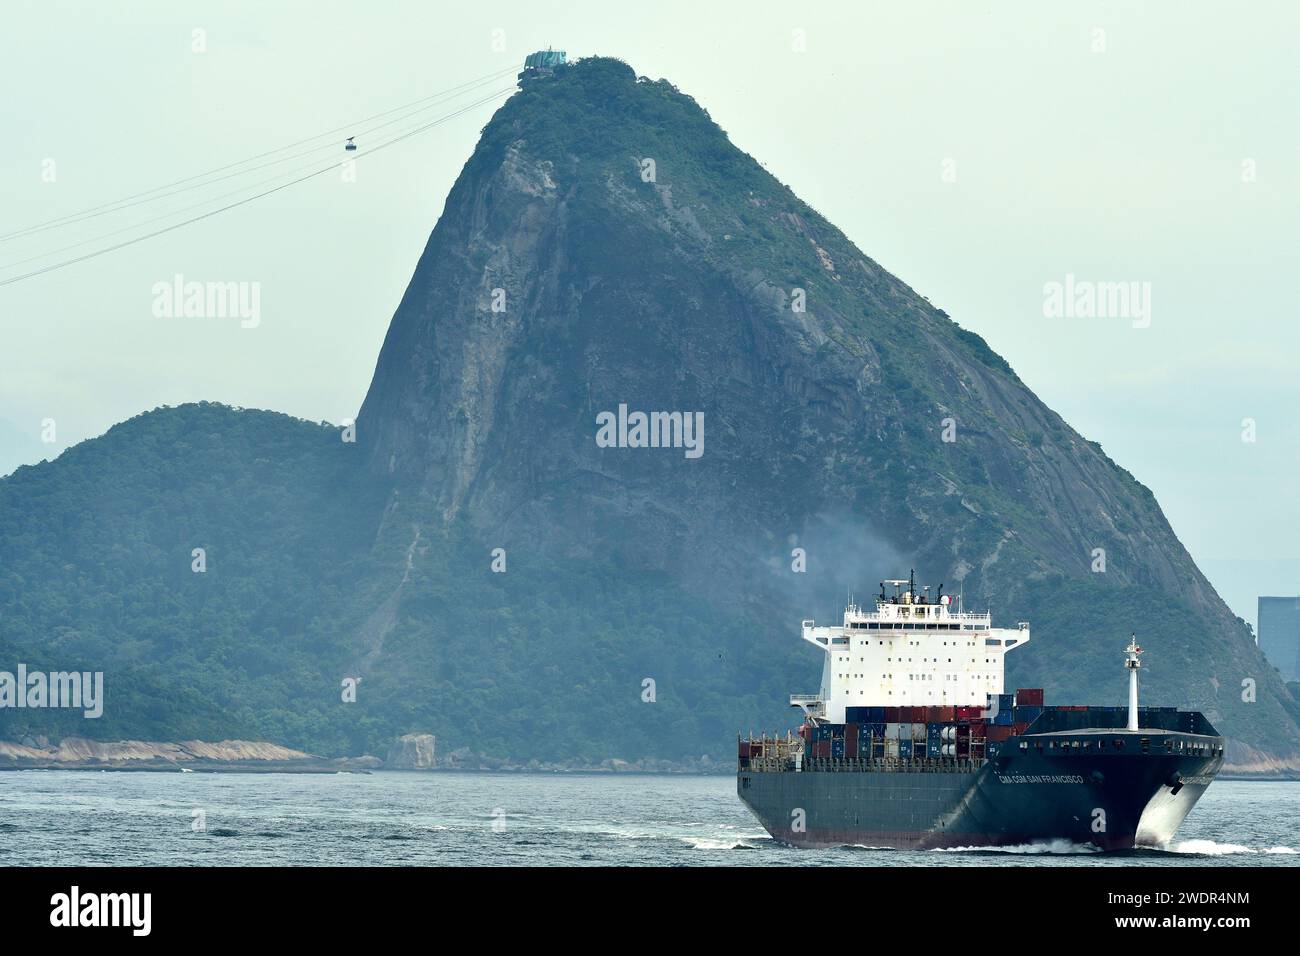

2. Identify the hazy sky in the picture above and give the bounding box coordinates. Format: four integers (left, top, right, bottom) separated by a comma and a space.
2, 1, 1296, 628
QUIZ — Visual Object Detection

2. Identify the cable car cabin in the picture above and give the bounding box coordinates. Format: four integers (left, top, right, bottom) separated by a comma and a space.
344, 137, 356, 152
519, 49, 566, 84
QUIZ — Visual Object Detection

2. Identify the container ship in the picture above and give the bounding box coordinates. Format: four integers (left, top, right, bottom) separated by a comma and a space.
737, 574, 1224, 850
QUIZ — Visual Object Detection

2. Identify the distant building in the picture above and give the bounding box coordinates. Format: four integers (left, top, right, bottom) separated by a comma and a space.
519, 49, 566, 84
1258, 596, 1300, 682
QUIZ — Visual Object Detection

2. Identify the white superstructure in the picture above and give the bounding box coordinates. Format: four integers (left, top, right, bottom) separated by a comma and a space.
793, 574, 1029, 724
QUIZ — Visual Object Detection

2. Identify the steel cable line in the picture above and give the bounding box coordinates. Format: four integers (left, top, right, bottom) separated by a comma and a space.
0, 81, 514, 266
0, 65, 519, 244
1, 87, 515, 272
0, 87, 516, 288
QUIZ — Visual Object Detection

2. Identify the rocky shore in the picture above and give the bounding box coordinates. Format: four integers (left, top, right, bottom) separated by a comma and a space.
0, 734, 729, 774
0, 736, 379, 773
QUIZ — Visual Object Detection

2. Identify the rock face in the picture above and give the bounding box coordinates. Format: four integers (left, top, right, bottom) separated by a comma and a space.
355, 57, 1297, 761
386, 733, 436, 769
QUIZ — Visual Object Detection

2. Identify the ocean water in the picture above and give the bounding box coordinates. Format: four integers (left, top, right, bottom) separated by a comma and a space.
0, 771, 1296, 867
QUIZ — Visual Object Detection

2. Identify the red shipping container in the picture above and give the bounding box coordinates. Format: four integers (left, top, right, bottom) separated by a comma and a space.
933, 706, 956, 722
987, 725, 1012, 742
955, 705, 982, 719
1016, 688, 1044, 706
814, 740, 831, 758
884, 707, 901, 721
846, 723, 859, 746
1012, 722, 1029, 735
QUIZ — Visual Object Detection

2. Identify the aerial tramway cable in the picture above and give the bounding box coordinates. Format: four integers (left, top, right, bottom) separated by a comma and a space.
0, 86, 516, 288
0, 87, 515, 273
0, 65, 520, 245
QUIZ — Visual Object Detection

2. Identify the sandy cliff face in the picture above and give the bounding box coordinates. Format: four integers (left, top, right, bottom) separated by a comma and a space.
386, 733, 437, 769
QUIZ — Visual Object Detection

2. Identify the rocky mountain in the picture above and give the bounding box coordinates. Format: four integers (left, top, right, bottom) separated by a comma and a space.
2, 57, 1296, 768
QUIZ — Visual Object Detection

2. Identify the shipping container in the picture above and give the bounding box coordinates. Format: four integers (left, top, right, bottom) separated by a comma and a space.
831, 724, 846, 738
993, 710, 1013, 727
1012, 721, 1029, 735
870, 722, 886, 739
831, 739, 845, 759
987, 725, 1013, 742
1013, 705, 1044, 724
868, 707, 886, 722
1016, 687, 1044, 706
955, 705, 982, 719
885, 722, 901, 740
911, 722, 927, 741
883, 707, 901, 722
814, 740, 831, 758
933, 706, 956, 722
845, 706, 870, 723
898, 739, 913, 759
884, 738, 900, 758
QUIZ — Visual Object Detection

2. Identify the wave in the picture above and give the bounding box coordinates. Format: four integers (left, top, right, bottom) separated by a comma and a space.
679, 837, 758, 850
1164, 839, 1255, 856
934, 839, 1100, 855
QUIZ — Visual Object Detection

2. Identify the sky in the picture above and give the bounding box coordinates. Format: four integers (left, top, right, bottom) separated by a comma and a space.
1, 0, 1297, 629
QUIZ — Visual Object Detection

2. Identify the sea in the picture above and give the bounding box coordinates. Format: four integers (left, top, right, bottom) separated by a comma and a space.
1, 771, 1296, 867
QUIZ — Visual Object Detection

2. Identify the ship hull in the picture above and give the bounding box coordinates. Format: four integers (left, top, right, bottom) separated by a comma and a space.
738, 735, 1222, 851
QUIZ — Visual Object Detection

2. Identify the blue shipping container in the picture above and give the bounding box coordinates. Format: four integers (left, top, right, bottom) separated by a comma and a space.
898, 739, 913, 758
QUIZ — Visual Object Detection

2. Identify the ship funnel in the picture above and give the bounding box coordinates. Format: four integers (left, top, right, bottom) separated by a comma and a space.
1124, 634, 1143, 731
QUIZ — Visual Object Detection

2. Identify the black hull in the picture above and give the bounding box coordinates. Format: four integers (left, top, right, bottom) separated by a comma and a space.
738, 732, 1222, 851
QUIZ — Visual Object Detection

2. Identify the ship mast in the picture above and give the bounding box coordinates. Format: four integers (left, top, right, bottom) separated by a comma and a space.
1124, 635, 1143, 731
